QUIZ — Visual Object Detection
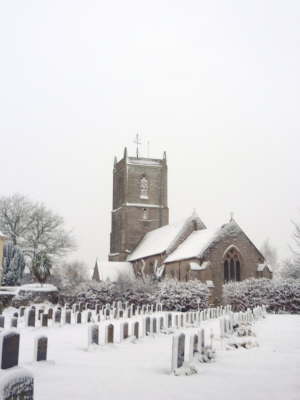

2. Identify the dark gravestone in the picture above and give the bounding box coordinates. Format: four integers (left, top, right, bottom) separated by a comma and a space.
90, 325, 99, 345
95, 304, 101, 314
10, 318, 18, 329
123, 323, 129, 339
38, 310, 44, 321
42, 314, 48, 327
201, 329, 205, 354
48, 308, 53, 319
65, 310, 71, 324
27, 309, 35, 327
54, 310, 61, 324
160, 317, 164, 330
177, 333, 185, 368
193, 334, 198, 354
168, 314, 172, 328
13, 312, 18, 319
76, 312, 82, 324
145, 317, 151, 336
105, 309, 110, 319
0, 332, 20, 369
152, 318, 157, 334
134, 322, 139, 339
79, 303, 84, 312
181, 314, 184, 327
19, 307, 25, 317
127, 309, 131, 319
97, 314, 101, 322
35, 336, 47, 362
175, 315, 179, 328
87, 311, 92, 323
0, 369, 34, 400
107, 324, 114, 343
119, 310, 124, 319
0, 316, 5, 328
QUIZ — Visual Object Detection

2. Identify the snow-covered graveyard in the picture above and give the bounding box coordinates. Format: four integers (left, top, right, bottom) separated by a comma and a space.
0, 303, 298, 400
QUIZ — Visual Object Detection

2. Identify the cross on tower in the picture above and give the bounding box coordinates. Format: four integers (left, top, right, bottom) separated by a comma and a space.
134, 132, 141, 158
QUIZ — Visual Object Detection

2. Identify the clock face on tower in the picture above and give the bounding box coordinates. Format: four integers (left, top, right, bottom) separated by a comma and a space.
140, 176, 149, 199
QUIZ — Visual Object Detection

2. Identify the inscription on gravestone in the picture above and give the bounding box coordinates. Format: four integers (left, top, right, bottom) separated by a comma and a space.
28, 309, 35, 327
54, 310, 61, 324
48, 308, 53, 319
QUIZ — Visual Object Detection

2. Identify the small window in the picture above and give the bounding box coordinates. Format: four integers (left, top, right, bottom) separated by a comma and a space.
143, 208, 148, 220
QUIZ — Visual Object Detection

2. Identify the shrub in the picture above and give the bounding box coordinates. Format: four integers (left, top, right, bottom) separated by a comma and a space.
223, 278, 300, 313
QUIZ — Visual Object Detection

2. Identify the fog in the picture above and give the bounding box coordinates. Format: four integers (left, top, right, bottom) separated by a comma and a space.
0, 1, 299, 269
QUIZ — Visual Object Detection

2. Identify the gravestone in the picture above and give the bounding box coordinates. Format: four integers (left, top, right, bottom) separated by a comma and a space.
0, 331, 20, 369
171, 333, 185, 371
200, 329, 205, 354
145, 317, 151, 336
152, 318, 157, 334
19, 307, 25, 317
42, 314, 48, 327
65, 310, 71, 324
95, 304, 101, 314
10, 318, 18, 329
87, 311, 92, 323
175, 315, 179, 328
160, 316, 164, 330
168, 313, 172, 328
193, 334, 199, 355
38, 310, 44, 320
119, 310, 124, 319
48, 308, 53, 319
89, 325, 99, 345
76, 312, 82, 324
0, 369, 34, 400
34, 336, 47, 362
27, 309, 35, 327
0, 316, 5, 328
97, 314, 101, 322
13, 312, 18, 319
177, 333, 185, 368
180, 314, 184, 327
133, 321, 139, 339
107, 324, 114, 343
123, 323, 129, 339
54, 310, 61, 324
105, 309, 110, 320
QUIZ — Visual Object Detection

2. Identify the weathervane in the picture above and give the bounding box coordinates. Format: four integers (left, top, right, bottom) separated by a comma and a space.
134, 132, 141, 158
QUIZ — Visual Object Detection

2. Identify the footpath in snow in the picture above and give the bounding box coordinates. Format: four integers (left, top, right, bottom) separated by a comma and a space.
10, 313, 300, 400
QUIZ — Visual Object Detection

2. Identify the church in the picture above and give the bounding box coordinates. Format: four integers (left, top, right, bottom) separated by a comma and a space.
92, 147, 272, 303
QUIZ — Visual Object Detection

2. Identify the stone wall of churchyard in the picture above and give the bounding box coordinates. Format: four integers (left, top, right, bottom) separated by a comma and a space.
223, 278, 300, 313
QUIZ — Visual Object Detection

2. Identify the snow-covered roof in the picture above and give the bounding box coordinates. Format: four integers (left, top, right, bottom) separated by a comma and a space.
165, 227, 219, 263
127, 211, 206, 261
94, 261, 134, 282
257, 263, 273, 272
165, 220, 247, 263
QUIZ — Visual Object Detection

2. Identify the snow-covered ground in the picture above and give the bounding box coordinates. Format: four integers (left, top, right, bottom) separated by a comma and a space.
1, 313, 300, 400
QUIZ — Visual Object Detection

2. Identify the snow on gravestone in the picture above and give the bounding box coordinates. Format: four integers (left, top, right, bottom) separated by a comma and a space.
171, 333, 185, 372
34, 336, 47, 362
0, 331, 20, 369
0, 369, 34, 400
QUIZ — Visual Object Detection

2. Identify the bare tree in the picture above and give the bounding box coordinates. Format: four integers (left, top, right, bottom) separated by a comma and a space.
280, 214, 300, 279
260, 239, 278, 271
0, 194, 75, 281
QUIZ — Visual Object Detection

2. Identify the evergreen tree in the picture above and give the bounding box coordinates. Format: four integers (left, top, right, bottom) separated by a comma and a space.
31, 251, 52, 284
2, 241, 25, 286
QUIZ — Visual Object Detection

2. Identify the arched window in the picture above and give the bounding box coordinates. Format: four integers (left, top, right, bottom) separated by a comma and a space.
224, 247, 242, 282
140, 176, 149, 199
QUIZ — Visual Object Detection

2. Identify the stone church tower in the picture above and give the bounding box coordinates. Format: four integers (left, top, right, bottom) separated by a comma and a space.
109, 147, 169, 261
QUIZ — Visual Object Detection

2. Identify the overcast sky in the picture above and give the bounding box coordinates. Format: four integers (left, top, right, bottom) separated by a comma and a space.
0, 1, 299, 269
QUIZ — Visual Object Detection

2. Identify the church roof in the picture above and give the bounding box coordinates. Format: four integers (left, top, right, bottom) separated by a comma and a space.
164, 219, 264, 263
92, 261, 134, 282
127, 211, 206, 261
